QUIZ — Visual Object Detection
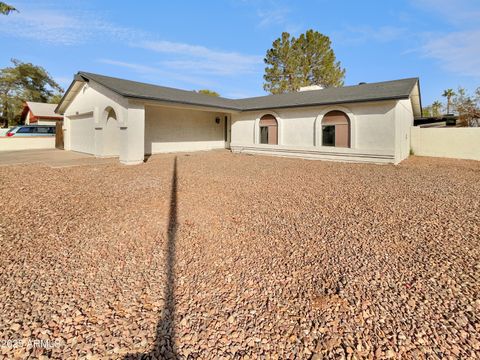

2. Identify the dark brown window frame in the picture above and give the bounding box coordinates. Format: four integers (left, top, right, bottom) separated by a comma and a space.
259, 114, 278, 145
321, 111, 351, 148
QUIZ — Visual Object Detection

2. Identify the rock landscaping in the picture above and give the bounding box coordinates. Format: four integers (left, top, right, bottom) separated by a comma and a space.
0, 151, 479, 359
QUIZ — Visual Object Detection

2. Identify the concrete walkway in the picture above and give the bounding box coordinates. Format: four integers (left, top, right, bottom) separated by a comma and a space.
0, 149, 117, 167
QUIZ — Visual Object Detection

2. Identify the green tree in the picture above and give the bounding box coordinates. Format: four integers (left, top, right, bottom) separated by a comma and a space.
0, 59, 63, 127
264, 30, 345, 94
442, 89, 456, 114
453, 87, 480, 127
422, 105, 432, 117
48, 93, 64, 104
431, 100, 442, 116
196, 89, 220, 97
0, 2, 17, 15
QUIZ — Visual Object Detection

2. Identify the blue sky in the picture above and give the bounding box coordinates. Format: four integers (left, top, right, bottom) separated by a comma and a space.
1, 0, 479, 105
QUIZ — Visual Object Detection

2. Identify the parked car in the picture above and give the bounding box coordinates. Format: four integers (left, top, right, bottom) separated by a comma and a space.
0, 128, 11, 137
6, 125, 55, 137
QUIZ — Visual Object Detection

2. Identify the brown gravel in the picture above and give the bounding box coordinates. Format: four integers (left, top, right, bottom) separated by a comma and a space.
0, 151, 479, 359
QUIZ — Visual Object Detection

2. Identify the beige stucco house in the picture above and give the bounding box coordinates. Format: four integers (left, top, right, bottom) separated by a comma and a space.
56, 72, 421, 165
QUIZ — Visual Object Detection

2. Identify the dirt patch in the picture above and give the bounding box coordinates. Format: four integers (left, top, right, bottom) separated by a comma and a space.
0, 152, 479, 358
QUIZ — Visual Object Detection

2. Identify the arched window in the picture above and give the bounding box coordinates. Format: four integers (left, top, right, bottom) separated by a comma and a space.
322, 111, 350, 148
259, 114, 278, 145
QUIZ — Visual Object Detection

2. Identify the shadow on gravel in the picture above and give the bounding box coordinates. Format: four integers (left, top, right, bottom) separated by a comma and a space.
125, 156, 178, 359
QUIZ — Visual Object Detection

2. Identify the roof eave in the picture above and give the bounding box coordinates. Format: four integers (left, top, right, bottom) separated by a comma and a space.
239, 95, 410, 112
123, 94, 242, 112
55, 74, 89, 114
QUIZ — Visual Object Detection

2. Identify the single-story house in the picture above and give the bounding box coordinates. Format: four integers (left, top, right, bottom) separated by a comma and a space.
21, 101, 63, 125
55, 72, 421, 165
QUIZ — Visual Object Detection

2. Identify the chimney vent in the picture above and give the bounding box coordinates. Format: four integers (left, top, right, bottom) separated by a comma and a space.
298, 85, 323, 92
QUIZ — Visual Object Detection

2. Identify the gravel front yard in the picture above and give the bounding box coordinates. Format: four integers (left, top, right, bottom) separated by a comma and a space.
0, 151, 479, 359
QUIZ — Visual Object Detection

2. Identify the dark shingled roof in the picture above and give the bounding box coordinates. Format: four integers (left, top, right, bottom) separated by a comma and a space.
76, 72, 240, 110
233, 78, 419, 110
71, 72, 419, 112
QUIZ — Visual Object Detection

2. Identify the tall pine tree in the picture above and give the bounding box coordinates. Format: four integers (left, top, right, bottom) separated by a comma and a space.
264, 30, 345, 94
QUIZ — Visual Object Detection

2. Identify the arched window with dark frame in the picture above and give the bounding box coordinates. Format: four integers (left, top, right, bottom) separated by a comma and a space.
259, 114, 278, 145
321, 111, 350, 148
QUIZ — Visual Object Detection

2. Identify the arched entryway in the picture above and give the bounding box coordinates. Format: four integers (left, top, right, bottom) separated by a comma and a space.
103, 107, 120, 156
259, 114, 278, 145
321, 110, 350, 148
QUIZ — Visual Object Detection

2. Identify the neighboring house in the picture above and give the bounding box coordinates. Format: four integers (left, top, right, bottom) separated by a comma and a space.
21, 102, 63, 125
55, 72, 421, 165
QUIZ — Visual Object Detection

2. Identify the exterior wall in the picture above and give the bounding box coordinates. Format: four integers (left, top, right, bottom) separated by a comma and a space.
411, 127, 480, 161
37, 118, 60, 126
394, 99, 414, 163
62, 81, 134, 162
231, 100, 398, 163
25, 111, 62, 125
120, 102, 145, 165
145, 105, 226, 154
0, 136, 55, 152
69, 114, 95, 154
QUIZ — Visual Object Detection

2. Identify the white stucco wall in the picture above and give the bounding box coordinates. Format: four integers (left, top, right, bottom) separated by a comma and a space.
37, 119, 60, 126
145, 105, 226, 154
63, 81, 127, 153
24, 112, 31, 125
231, 100, 399, 163
394, 99, 414, 163
0, 137, 55, 151
120, 102, 145, 164
411, 127, 480, 161
62, 81, 145, 164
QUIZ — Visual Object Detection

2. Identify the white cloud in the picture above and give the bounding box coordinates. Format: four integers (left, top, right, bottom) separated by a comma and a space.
0, 10, 86, 45
335, 25, 407, 45
413, 0, 480, 25
97, 59, 217, 88
138, 40, 262, 76
0, 4, 262, 82
257, 7, 290, 28
237, 0, 302, 33
0, 3, 261, 78
421, 30, 480, 77
412, 0, 480, 78
98, 59, 162, 75
0, 7, 145, 45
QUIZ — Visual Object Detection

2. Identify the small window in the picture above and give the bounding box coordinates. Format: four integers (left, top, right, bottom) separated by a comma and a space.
322, 125, 335, 146
260, 126, 269, 144
259, 114, 278, 145
17, 127, 34, 134
321, 111, 350, 148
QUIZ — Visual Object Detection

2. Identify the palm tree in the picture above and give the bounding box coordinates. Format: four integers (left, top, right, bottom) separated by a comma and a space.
0, 2, 17, 15
431, 101, 442, 116
442, 89, 456, 114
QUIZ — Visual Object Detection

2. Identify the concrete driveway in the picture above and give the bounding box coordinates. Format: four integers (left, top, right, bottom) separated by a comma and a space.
0, 149, 116, 167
